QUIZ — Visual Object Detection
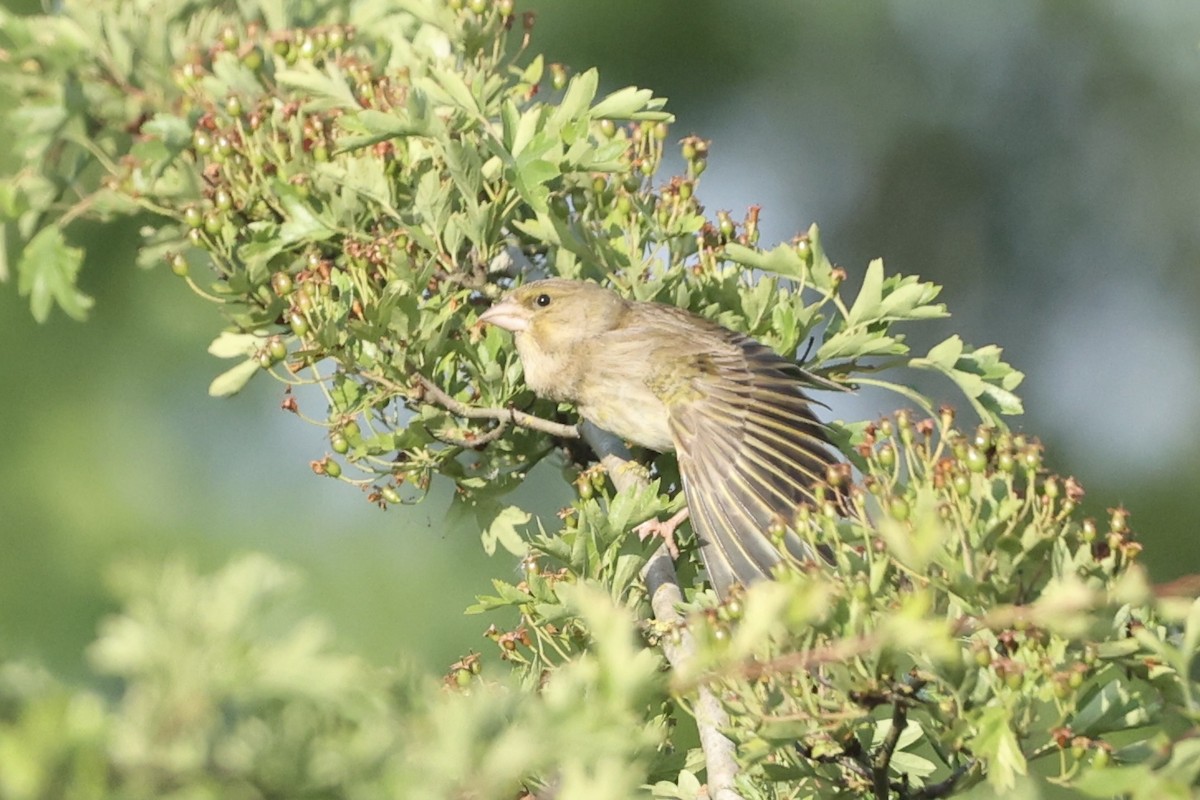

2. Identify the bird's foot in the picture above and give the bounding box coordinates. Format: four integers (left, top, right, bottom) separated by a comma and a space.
634, 508, 690, 559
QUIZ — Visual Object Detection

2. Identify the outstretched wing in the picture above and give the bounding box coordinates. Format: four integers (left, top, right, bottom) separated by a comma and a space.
658, 320, 837, 597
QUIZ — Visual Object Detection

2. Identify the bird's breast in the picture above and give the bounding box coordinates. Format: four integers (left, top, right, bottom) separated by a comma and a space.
574, 338, 677, 453
577, 386, 675, 453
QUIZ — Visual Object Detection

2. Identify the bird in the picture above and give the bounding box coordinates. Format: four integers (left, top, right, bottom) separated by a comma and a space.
478, 278, 838, 598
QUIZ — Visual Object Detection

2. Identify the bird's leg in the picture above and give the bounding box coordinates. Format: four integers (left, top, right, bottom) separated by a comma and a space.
634, 507, 690, 559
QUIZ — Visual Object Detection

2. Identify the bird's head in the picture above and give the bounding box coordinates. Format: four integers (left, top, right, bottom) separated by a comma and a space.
478, 279, 628, 352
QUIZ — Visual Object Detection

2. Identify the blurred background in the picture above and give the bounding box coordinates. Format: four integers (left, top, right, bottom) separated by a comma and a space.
2, 0, 1199, 682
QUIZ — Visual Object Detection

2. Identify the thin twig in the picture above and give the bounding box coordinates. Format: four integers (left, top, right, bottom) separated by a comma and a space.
580, 422, 745, 800
735, 633, 880, 681
430, 419, 509, 448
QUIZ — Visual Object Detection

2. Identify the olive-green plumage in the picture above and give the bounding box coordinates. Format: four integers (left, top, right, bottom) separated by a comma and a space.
479, 278, 836, 597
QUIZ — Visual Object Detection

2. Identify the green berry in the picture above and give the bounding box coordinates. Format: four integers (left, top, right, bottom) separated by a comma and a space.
550, 63, 567, 91
169, 253, 189, 277
203, 211, 223, 235
267, 338, 287, 362
877, 443, 896, 469
271, 272, 294, 297
288, 311, 309, 337
241, 45, 264, 71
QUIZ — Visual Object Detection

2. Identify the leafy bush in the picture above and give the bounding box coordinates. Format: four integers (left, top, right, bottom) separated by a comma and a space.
2, 1, 1198, 798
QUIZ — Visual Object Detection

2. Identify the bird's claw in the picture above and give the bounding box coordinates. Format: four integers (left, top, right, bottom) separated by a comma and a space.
633, 508, 690, 560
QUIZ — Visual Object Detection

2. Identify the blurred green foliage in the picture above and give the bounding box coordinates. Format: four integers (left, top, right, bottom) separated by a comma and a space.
2, 0, 1199, 798
0, 554, 668, 799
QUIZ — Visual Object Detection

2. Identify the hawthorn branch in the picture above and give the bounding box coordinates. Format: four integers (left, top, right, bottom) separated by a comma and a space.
795, 739, 873, 784
906, 758, 978, 800
873, 702, 908, 799
580, 422, 745, 800
413, 374, 580, 438
429, 418, 510, 448
362, 371, 580, 440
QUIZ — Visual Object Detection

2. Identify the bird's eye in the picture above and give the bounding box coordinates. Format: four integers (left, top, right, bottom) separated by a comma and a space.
535, 293, 552, 307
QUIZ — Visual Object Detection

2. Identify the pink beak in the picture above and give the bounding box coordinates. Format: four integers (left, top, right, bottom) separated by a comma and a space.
478, 297, 530, 333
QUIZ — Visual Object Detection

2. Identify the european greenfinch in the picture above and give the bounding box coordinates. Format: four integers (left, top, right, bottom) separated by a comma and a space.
479, 278, 837, 597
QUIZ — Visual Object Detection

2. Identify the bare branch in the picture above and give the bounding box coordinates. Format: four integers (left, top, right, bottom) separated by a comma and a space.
429, 419, 509, 448
873, 702, 908, 799
413, 374, 580, 438
906, 758, 977, 800
795, 740, 873, 785
360, 370, 580, 440
580, 422, 745, 800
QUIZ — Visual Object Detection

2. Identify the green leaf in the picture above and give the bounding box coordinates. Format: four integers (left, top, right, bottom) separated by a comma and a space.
877, 276, 946, 321
1075, 740, 1200, 800
889, 750, 938, 781
141, 113, 192, 150
604, 479, 661, 534
275, 64, 359, 110
425, 68, 480, 115
274, 180, 336, 245
521, 54, 545, 86
1181, 597, 1200, 662
481, 505, 531, 557
1071, 673, 1156, 736
973, 704, 1027, 791
816, 329, 904, 362
549, 68, 598, 127
444, 139, 483, 213
336, 110, 431, 151
922, 335, 965, 370
16, 226, 93, 322
208, 357, 261, 397
509, 159, 560, 212
207, 331, 265, 358
510, 106, 544, 158
845, 258, 884, 326
724, 241, 809, 280
911, 339, 1026, 418
590, 85, 655, 119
